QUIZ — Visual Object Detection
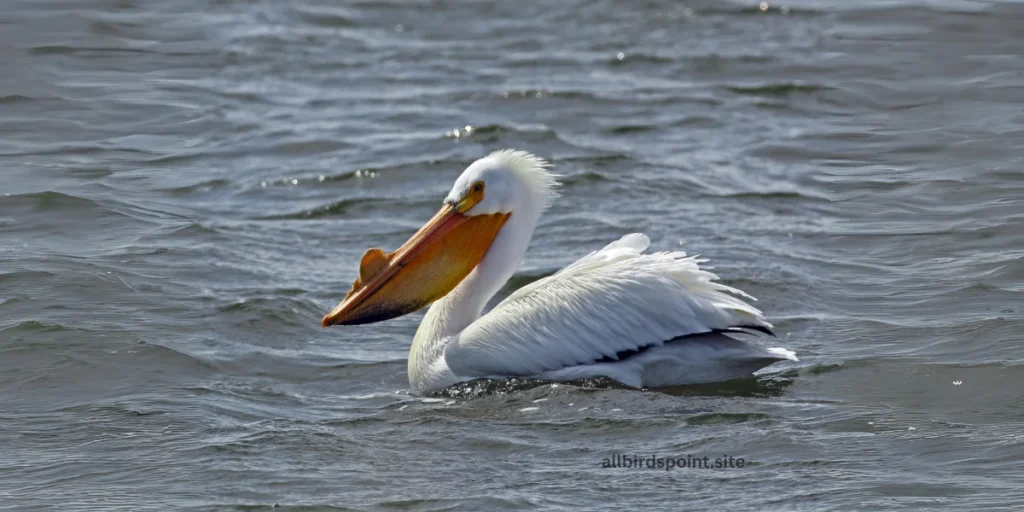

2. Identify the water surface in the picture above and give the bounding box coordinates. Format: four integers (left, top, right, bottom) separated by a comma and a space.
2, 0, 1023, 510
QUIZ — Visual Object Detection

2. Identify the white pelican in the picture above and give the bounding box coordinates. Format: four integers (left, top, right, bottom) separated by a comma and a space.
323, 150, 796, 394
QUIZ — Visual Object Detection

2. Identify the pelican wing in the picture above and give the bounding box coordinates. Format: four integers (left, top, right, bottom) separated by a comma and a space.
443, 233, 773, 378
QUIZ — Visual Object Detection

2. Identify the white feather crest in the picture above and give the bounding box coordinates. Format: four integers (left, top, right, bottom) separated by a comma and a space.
486, 149, 561, 209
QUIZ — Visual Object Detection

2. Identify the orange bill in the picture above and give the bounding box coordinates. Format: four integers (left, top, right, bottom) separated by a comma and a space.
322, 204, 509, 327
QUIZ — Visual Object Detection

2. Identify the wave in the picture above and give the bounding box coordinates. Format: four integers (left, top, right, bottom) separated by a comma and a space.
726, 83, 830, 97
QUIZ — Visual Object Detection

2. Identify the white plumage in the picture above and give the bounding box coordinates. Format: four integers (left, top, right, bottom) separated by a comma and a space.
445, 232, 791, 379
396, 150, 796, 394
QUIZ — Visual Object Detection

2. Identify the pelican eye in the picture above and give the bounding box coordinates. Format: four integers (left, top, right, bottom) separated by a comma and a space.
455, 181, 486, 213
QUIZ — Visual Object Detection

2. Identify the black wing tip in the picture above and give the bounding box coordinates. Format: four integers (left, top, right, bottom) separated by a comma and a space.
726, 324, 776, 337
593, 345, 649, 365
591, 325, 776, 365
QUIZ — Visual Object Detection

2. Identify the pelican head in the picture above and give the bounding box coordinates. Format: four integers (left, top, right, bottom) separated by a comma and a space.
322, 150, 557, 327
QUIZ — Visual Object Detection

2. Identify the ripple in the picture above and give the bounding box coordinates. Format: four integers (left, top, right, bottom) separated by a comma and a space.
0, 94, 41, 104
0, 190, 102, 212
161, 178, 233, 195
604, 124, 655, 135
214, 296, 322, 328
256, 196, 387, 220
606, 52, 676, 66
704, 189, 832, 202
273, 139, 351, 155
290, 5, 359, 28
685, 412, 773, 426
726, 83, 830, 96
441, 123, 560, 144
0, 320, 75, 336
26, 45, 155, 56
434, 376, 629, 399
559, 171, 614, 185
658, 375, 796, 398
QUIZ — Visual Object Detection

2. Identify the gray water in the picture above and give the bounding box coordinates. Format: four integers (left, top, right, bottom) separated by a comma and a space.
2, 0, 1023, 510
